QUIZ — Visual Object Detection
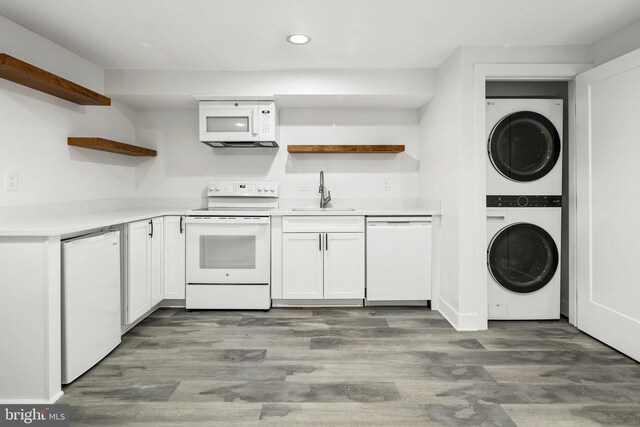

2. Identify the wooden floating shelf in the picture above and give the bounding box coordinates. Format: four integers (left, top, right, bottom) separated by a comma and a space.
68, 137, 157, 157
0, 54, 111, 106
288, 145, 405, 153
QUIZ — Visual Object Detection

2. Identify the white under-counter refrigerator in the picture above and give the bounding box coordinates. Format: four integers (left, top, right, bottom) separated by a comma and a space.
62, 230, 121, 384
366, 217, 432, 302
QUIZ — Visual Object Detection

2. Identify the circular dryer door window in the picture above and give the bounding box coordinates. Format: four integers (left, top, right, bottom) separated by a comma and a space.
488, 111, 561, 182
488, 223, 559, 294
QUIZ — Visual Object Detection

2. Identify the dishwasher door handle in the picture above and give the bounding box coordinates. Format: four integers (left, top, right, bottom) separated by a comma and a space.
367, 216, 432, 226
368, 222, 430, 228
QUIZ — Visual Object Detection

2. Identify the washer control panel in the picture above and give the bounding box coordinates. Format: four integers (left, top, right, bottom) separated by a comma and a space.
207, 181, 278, 197
486, 195, 561, 208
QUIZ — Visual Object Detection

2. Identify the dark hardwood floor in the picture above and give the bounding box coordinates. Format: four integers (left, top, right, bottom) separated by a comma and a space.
60, 307, 640, 426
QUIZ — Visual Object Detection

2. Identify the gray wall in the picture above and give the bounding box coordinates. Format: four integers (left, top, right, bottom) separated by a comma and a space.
485, 81, 570, 317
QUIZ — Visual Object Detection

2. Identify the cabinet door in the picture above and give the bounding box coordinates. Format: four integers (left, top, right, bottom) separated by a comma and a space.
163, 216, 186, 299
323, 233, 365, 299
150, 217, 164, 306
127, 219, 151, 323
282, 233, 324, 299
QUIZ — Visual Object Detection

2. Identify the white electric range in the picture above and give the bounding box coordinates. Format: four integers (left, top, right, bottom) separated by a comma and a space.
185, 181, 278, 310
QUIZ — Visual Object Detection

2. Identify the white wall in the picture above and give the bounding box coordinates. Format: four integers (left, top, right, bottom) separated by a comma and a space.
417, 51, 462, 319
0, 15, 103, 92
593, 18, 640, 66
133, 107, 420, 201
0, 15, 138, 207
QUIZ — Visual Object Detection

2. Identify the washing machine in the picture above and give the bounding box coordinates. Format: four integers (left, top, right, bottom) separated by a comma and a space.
486, 99, 563, 195
487, 195, 561, 320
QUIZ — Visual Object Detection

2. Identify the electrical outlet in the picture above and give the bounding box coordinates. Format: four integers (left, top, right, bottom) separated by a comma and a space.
5, 171, 18, 191
299, 178, 311, 191
383, 180, 391, 192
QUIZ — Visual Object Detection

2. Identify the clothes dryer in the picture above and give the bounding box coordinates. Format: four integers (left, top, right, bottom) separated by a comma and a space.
486, 99, 563, 195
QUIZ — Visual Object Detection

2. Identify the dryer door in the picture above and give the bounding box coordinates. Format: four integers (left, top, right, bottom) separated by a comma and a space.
488, 111, 561, 182
488, 223, 559, 293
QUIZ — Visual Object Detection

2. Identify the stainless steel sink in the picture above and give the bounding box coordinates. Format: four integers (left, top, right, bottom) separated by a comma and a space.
291, 208, 356, 212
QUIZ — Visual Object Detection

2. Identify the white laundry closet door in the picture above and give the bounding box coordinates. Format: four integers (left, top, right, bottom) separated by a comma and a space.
576, 48, 640, 361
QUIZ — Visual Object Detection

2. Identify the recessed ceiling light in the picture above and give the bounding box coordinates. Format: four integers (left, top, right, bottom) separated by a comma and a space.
286, 34, 311, 45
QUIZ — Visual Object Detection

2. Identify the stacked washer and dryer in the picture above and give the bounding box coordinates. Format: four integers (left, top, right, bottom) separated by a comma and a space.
486, 99, 563, 320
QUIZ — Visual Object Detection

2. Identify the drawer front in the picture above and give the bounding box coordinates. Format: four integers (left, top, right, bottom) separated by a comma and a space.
283, 216, 365, 233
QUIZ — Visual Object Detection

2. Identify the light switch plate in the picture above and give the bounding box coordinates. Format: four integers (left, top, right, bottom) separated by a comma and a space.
383, 180, 391, 191
299, 178, 311, 191
5, 171, 18, 191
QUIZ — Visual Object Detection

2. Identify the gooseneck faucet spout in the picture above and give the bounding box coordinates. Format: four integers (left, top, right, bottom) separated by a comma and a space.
319, 170, 331, 208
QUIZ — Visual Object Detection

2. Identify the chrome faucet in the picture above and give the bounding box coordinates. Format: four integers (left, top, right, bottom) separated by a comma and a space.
319, 170, 331, 208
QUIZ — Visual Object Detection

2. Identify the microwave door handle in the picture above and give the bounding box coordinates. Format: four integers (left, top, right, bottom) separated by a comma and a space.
251, 109, 258, 137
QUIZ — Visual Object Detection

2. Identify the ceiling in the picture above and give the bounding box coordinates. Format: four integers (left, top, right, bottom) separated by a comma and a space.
1, 0, 640, 71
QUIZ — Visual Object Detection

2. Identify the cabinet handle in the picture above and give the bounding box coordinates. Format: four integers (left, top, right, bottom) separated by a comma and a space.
179, 216, 184, 234
325, 233, 328, 251
149, 219, 154, 238
319, 233, 322, 251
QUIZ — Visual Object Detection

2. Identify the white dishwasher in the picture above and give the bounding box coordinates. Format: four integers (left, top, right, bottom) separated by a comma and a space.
62, 230, 121, 384
366, 217, 432, 302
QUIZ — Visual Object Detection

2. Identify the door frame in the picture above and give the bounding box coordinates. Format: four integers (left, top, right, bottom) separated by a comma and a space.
473, 63, 592, 330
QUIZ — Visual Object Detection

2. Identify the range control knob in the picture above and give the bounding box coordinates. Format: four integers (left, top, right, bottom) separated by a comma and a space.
209, 184, 215, 191
517, 196, 529, 207
257, 186, 264, 192
269, 185, 276, 193
215, 185, 221, 191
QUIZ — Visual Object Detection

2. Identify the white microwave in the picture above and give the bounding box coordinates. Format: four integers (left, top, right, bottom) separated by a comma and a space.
199, 100, 279, 148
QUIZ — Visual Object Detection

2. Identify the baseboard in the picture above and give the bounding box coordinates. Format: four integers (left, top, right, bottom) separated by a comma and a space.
0, 391, 64, 404
436, 297, 479, 331
161, 299, 186, 308
121, 303, 162, 335
50, 390, 64, 403
364, 300, 429, 307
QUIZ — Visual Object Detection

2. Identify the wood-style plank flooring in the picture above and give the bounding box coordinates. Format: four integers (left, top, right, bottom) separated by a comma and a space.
60, 307, 640, 426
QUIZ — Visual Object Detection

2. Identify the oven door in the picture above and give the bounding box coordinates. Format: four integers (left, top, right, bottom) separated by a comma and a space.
199, 102, 260, 143
185, 216, 270, 284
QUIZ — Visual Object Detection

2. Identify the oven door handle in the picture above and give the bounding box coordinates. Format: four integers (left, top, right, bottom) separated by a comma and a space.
185, 216, 270, 225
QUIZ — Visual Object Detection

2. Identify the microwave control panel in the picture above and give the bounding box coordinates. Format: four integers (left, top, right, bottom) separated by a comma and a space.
260, 106, 272, 135
258, 101, 276, 140
207, 181, 278, 197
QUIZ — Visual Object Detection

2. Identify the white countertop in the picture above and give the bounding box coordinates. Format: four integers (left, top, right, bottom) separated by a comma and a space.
0, 198, 441, 237
273, 198, 442, 217
0, 207, 191, 237
272, 207, 440, 217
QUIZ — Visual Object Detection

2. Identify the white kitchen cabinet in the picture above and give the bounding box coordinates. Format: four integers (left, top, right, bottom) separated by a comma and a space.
323, 233, 365, 299
163, 216, 186, 299
282, 233, 324, 299
127, 219, 152, 323
127, 216, 163, 324
150, 217, 164, 306
282, 216, 365, 300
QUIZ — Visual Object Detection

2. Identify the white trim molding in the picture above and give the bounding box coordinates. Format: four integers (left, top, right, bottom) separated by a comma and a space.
437, 297, 479, 332
473, 63, 592, 330
0, 391, 64, 405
